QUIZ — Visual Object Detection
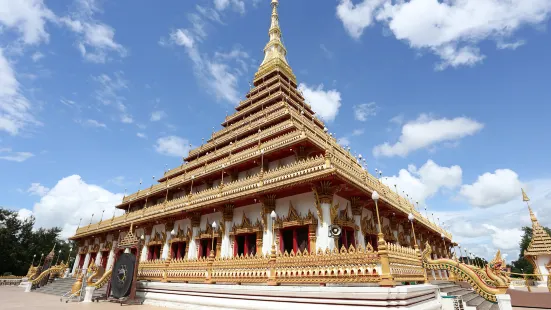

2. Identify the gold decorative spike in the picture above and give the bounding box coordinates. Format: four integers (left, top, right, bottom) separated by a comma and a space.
521, 188, 530, 202
254, 0, 296, 83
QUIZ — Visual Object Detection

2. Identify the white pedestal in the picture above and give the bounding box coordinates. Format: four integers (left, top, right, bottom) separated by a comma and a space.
24, 282, 32, 292
496, 294, 512, 310
83, 286, 96, 302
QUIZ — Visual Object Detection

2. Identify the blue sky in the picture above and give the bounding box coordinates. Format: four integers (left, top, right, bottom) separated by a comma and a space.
1, 0, 550, 260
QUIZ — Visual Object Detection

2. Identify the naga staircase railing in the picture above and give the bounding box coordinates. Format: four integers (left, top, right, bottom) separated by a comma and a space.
422, 242, 509, 302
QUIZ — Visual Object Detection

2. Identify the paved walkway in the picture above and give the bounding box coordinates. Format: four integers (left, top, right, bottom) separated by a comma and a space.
0, 286, 162, 310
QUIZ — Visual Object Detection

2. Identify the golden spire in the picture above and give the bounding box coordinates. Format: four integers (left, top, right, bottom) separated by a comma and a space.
522, 188, 538, 223
255, 0, 296, 83
521, 188, 530, 202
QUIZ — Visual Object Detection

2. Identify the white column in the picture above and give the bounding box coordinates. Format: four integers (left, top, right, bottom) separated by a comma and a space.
162, 233, 172, 260
316, 201, 335, 251
140, 236, 150, 261
187, 227, 200, 259
71, 253, 80, 274
95, 250, 103, 267
262, 216, 273, 255
82, 253, 91, 270
221, 220, 232, 257
105, 241, 117, 271
353, 214, 365, 249
536, 255, 550, 286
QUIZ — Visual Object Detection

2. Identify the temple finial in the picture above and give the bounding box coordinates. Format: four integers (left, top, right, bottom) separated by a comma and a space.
522, 188, 538, 224
255, 0, 296, 83
521, 188, 530, 202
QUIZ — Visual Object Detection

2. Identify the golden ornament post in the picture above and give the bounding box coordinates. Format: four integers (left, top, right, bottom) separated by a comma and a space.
372, 191, 395, 287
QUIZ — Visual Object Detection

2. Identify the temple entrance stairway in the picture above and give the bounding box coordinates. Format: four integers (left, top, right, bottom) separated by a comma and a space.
433, 281, 499, 310
32, 277, 107, 300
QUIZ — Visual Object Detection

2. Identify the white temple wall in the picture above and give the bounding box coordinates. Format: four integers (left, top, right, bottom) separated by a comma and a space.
274, 192, 316, 218
234, 203, 262, 225
200, 212, 223, 230
536, 255, 550, 284
333, 195, 351, 216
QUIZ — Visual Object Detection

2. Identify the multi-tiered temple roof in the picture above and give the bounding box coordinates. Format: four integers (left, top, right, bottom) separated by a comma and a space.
71, 0, 450, 242
523, 190, 551, 256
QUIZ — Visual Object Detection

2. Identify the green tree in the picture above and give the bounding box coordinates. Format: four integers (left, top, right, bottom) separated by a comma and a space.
511, 226, 551, 275
0, 208, 76, 276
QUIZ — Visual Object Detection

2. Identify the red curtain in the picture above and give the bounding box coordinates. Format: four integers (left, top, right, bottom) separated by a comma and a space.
100, 251, 108, 268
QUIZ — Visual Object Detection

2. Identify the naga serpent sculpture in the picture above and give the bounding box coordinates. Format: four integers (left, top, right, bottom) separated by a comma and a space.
421, 241, 508, 302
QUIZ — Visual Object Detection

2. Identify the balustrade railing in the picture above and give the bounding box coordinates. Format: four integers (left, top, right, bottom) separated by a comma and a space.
138, 244, 382, 285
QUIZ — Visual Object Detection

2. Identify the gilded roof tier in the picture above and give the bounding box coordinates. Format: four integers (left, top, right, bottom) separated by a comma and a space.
522, 189, 551, 257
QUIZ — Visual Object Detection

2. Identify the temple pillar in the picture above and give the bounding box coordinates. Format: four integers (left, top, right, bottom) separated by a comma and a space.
261, 195, 276, 255
350, 197, 365, 249
313, 181, 337, 251
222, 204, 234, 258
140, 226, 152, 261
105, 240, 117, 271
82, 252, 91, 271
162, 220, 175, 260
187, 212, 201, 259
71, 252, 80, 275
95, 251, 103, 268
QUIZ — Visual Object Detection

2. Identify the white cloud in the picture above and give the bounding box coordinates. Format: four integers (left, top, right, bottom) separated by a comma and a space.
78, 119, 107, 128
136, 132, 147, 139
0, 147, 34, 162
93, 72, 133, 123
31, 51, 44, 62
0, 0, 55, 45
497, 40, 526, 50
353, 102, 377, 121
165, 25, 250, 104
23, 175, 124, 239
169, 29, 194, 49
17, 208, 33, 221
298, 83, 342, 122
336, 0, 386, 39
320, 44, 333, 59
336, 0, 551, 69
60, 0, 126, 63
460, 169, 523, 208
382, 159, 462, 203
373, 114, 483, 157
483, 224, 523, 250
0, 49, 39, 135
214, 0, 246, 14
155, 136, 192, 157
150, 110, 167, 122
27, 182, 49, 196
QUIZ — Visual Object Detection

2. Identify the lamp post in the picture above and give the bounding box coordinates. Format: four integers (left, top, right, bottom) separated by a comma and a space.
54, 249, 62, 265
408, 213, 417, 248
66, 246, 73, 265
211, 222, 217, 258
31, 254, 36, 267
268, 210, 278, 286
37, 253, 44, 267
458, 244, 464, 264
441, 233, 448, 258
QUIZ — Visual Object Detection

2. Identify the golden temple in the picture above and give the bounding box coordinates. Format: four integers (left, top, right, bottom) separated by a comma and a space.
68, 0, 452, 288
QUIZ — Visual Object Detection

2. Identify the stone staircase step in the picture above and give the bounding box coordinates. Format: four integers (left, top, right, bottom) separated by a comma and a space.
462, 292, 479, 302
467, 296, 485, 307
440, 286, 464, 293
477, 300, 496, 310
489, 303, 500, 310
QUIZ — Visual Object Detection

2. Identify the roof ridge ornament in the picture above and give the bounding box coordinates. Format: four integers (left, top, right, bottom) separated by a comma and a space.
255, 0, 297, 83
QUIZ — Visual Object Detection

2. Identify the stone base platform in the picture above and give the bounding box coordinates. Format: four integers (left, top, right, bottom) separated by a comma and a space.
137, 282, 442, 310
